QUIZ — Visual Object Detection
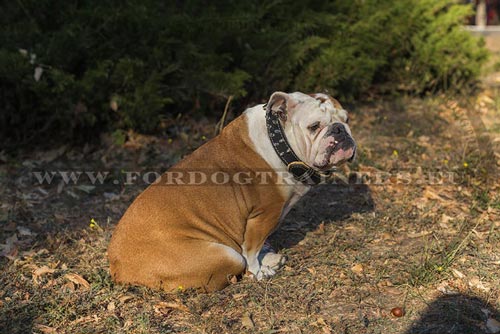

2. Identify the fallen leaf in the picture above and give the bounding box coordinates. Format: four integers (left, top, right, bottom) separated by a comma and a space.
307, 267, 317, 275
423, 188, 445, 201
154, 301, 189, 314
64, 273, 90, 290
39, 146, 66, 163
75, 185, 95, 194
487, 318, 500, 333
53, 213, 65, 221
436, 281, 458, 295
381, 232, 393, 240
103, 192, 121, 201
314, 222, 326, 234
70, 315, 99, 325
107, 301, 116, 312
314, 317, 332, 334
61, 281, 75, 292
468, 277, 490, 292
17, 226, 35, 236
34, 324, 56, 333
0, 234, 19, 259
57, 181, 65, 194
65, 190, 80, 199
407, 231, 432, 238
119, 295, 134, 304
351, 263, 364, 275
451, 269, 465, 279
382, 286, 404, 296
441, 214, 454, 224
241, 312, 254, 329
232, 293, 248, 301
34, 66, 43, 81
33, 266, 56, 277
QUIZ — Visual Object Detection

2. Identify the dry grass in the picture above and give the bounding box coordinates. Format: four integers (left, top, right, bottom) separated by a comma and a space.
1, 93, 499, 334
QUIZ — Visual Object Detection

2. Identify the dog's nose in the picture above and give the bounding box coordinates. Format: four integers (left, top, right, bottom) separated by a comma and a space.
331, 123, 346, 135
326, 123, 347, 140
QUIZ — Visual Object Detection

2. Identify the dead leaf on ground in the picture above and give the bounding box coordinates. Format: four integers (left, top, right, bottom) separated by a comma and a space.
468, 277, 490, 292
451, 268, 465, 279
423, 188, 446, 202
61, 281, 75, 292
154, 301, 190, 314
34, 324, 57, 333
487, 318, 500, 333
39, 146, 67, 163
436, 281, 458, 295
313, 317, 332, 334
64, 273, 90, 290
17, 226, 35, 236
441, 214, 454, 224
307, 267, 317, 275
241, 312, 254, 329
0, 234, 19, 259
351, 263, 364, 275
33, 266, 56, 277
314, 222, 326, 234
232, 293, 248, 301
107, 301, 116, 312
70, 315, 99, 325
119, 295, 134, 304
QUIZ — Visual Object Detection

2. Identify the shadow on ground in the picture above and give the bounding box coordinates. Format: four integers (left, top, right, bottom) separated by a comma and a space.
406, 294, 500, 334
271, 181, 375, 250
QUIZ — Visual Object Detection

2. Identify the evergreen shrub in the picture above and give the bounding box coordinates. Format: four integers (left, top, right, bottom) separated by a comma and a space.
0, 0, 488, 149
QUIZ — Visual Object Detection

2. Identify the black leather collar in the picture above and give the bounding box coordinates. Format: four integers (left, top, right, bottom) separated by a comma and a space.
265, 106, 332, 185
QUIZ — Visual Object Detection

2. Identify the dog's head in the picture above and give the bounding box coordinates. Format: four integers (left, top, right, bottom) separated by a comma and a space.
266, 91, 356, 171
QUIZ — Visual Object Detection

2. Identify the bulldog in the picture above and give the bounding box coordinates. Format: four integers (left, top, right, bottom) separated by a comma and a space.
108, 91, 356, 292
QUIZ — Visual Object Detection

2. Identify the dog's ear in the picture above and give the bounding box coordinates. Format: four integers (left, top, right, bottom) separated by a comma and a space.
309, 93, 343, 110
266, 92, 296, 122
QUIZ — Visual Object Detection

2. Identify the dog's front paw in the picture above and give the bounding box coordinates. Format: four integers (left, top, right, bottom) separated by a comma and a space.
254, 252, 286, 280
255, 265, 277, 281
261, 252, 286, 271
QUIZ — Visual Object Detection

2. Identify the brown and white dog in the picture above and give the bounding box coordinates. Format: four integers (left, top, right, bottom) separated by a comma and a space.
108, 92, 356, 292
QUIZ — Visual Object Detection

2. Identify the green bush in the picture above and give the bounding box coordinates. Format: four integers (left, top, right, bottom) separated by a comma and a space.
296, 0, 488, 97
0, 0, 488, 149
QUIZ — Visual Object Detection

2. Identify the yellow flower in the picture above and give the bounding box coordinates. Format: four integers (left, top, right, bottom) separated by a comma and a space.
443, 159, 448, 165
89, 218, 98, 229
177, 285, 184, 291
436, 266, 443, 272
201, 135, 206, 140
392, 150, 398, 157
463, 162, 469, 168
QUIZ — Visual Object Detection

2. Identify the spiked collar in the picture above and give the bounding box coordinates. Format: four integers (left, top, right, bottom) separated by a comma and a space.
265, 106, 332, 185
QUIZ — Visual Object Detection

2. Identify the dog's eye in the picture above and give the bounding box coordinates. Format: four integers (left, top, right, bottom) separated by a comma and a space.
308, 122, 321, 132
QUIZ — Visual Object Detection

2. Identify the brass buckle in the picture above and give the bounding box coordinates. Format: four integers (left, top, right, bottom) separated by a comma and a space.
288, 161, 333, 184
287, 161, 315, 182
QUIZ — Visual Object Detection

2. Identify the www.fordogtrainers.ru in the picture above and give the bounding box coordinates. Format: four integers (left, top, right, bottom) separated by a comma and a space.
30, 169, 460, 187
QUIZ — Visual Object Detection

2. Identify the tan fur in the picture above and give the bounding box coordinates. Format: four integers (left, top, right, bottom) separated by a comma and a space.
108, 114, 286, 292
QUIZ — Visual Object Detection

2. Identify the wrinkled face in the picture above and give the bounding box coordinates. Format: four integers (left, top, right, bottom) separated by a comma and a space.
267, 91, 356, 170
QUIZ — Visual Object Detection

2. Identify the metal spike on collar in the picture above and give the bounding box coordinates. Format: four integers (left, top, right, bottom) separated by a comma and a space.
265, 106, 330, 185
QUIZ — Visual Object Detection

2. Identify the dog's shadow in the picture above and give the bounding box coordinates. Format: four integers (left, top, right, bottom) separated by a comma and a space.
405, 294, 500, 334
270, 182, 374, 250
